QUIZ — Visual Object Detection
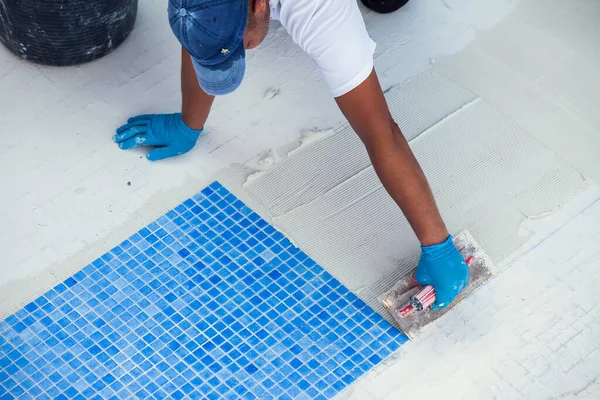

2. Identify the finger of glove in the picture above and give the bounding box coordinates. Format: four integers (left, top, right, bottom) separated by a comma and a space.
461, 265, 471, 291
127, 114, 155, 124
456, 278, 468, 294
115, 125, 149, 141
118, 135, 156, 150
115, 117, 152, 135
147, 145, 190, 161
431, 288, 454, 310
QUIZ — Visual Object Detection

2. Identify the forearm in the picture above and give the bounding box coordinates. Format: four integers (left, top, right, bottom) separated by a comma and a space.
366, 119, 448, 246
181, 48, 215, 130
336, 69, 448, 246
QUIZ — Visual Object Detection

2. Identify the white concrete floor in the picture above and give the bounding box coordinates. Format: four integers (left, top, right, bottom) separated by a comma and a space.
2, 0, 600, 399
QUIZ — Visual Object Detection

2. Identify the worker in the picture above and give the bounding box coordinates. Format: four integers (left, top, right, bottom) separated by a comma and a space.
114, 0, 469, 310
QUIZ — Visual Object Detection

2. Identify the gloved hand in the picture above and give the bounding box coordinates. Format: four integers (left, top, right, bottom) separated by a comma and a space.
415, 235, 469, 310
114, 113, 203, 161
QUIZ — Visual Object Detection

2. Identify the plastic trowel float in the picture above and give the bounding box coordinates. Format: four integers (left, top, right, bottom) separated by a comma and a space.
380, 231, 497, 339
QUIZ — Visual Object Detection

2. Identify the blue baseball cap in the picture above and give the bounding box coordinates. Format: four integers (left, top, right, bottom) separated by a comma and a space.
168, 0, 248, 96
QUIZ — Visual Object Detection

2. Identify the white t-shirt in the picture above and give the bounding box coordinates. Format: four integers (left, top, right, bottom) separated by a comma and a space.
270, 0, 376, 97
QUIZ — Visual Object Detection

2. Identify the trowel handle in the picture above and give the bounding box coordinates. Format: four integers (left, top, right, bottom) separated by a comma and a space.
398, 285, 436, 318
413, 285, 436, 310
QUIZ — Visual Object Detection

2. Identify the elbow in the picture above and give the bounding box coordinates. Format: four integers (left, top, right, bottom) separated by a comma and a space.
389, 119, 406, 145
362, 119, 407, 155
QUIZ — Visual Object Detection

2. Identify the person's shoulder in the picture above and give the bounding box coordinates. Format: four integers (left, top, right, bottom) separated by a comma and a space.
278, 0, 353, 16
279, 0, 358, 21
277, 0, 358, 41
279, 0, 375, 97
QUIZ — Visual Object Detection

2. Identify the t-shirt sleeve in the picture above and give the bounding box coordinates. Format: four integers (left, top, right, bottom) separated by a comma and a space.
278, 0, 377, 97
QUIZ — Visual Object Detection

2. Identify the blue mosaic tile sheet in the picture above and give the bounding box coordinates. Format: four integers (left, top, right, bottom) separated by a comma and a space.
0, 182, 408, 400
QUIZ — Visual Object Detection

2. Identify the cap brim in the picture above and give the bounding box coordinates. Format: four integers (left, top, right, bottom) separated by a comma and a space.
191, 44, 246, 96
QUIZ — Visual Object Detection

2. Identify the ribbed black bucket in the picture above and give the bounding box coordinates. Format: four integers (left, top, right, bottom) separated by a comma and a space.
0, 0, 138, 66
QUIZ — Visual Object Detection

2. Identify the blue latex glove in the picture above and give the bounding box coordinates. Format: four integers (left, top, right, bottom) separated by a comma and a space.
415, 235, 470, 310
114, 113, 203, 161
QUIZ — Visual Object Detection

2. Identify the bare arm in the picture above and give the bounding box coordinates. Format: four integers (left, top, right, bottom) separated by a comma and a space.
181, 48, 215, 130
335, 69, 448, 246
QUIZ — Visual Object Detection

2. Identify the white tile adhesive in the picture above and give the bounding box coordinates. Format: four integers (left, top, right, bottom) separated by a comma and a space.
231, 71, 591, 316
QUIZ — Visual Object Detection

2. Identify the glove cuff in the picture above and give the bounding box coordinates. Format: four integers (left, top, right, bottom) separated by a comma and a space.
174, 113, 204, 134
420, 234, 454, 257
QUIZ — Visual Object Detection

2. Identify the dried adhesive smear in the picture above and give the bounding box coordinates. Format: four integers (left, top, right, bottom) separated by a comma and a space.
235, 0, 600, 318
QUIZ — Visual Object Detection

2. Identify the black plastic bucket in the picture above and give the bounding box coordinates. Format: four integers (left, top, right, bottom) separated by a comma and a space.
0, 0, 138, 66
361, 0, 410, 13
